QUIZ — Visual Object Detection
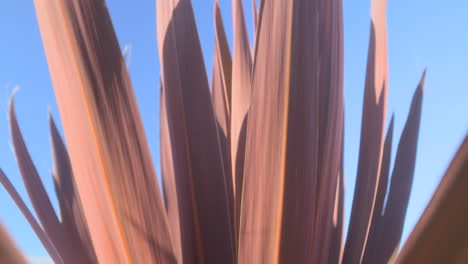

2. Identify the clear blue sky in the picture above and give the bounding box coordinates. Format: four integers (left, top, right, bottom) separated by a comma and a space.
0, 0, 467, 261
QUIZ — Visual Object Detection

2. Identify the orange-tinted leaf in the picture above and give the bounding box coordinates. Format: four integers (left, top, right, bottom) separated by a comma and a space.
157, 0, 235, 263
34, 1, 175, 263
343, 0, 389, 262
238, 0, 342, 262
0, 221, 27, 264
396, 135, 468, 264
0, 169, 63, 264
378, 70, 425, 261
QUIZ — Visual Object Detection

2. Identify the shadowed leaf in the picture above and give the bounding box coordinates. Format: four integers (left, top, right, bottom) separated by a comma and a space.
9, 98, 63, 251
396, 133, 468, 263
0, 169, 63, 264
343, 0, 389, 262
212, 0, 234, 234
378, 70, 425, 261
238, 0, 343, 262
157, 0, 235, 263
311, 0, 345, 262
362, 115, 395, 263
33, 0, 175, 263
49, 114, 98, 263
328, 125, 345, 264
160, 84, 182, 264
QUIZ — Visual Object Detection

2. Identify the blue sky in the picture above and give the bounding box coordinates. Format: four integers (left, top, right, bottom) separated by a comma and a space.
0, 0, 467, 261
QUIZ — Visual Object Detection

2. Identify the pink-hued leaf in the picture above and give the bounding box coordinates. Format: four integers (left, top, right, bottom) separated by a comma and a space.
9, 99, 63, 250
396, 135, 468, 264
328, 128, 345, 264
378, 70, 425, 261
310, 0, 345, 262
49, 115, 98, 263
362, 115, 394, 263
0, 221, 27, 264
160, 83, 182, 264
33, 0, 175, 263
212, 0, 234, 230
238, 0, 342, 262
157, 0, 235, 263
343, 0, 389, 262
0, 169, 63, 264
252, 0, 258, 41
231, 0, 253, 240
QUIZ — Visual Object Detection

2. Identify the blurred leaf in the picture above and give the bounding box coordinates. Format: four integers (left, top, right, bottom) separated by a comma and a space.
0, 221, 27, 264
396, 133, 468, 263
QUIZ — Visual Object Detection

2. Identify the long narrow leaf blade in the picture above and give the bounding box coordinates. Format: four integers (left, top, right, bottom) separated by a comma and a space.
328, 128, 346, 264
378, 71, 426, 261
34, 1, 175, 263
238, 0, 336, 262
49, 115, 97, 263
396, 134, 468, 263
9, 99, 63, 250
311, 0, 345, 262
157, 0, 235, 263
212, 1, 234, 232
231, 0, 253, 240
160, 84, 182, 264
0, 169, 63, 264
362, 115, 395, 263
343, 0, 389, 262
